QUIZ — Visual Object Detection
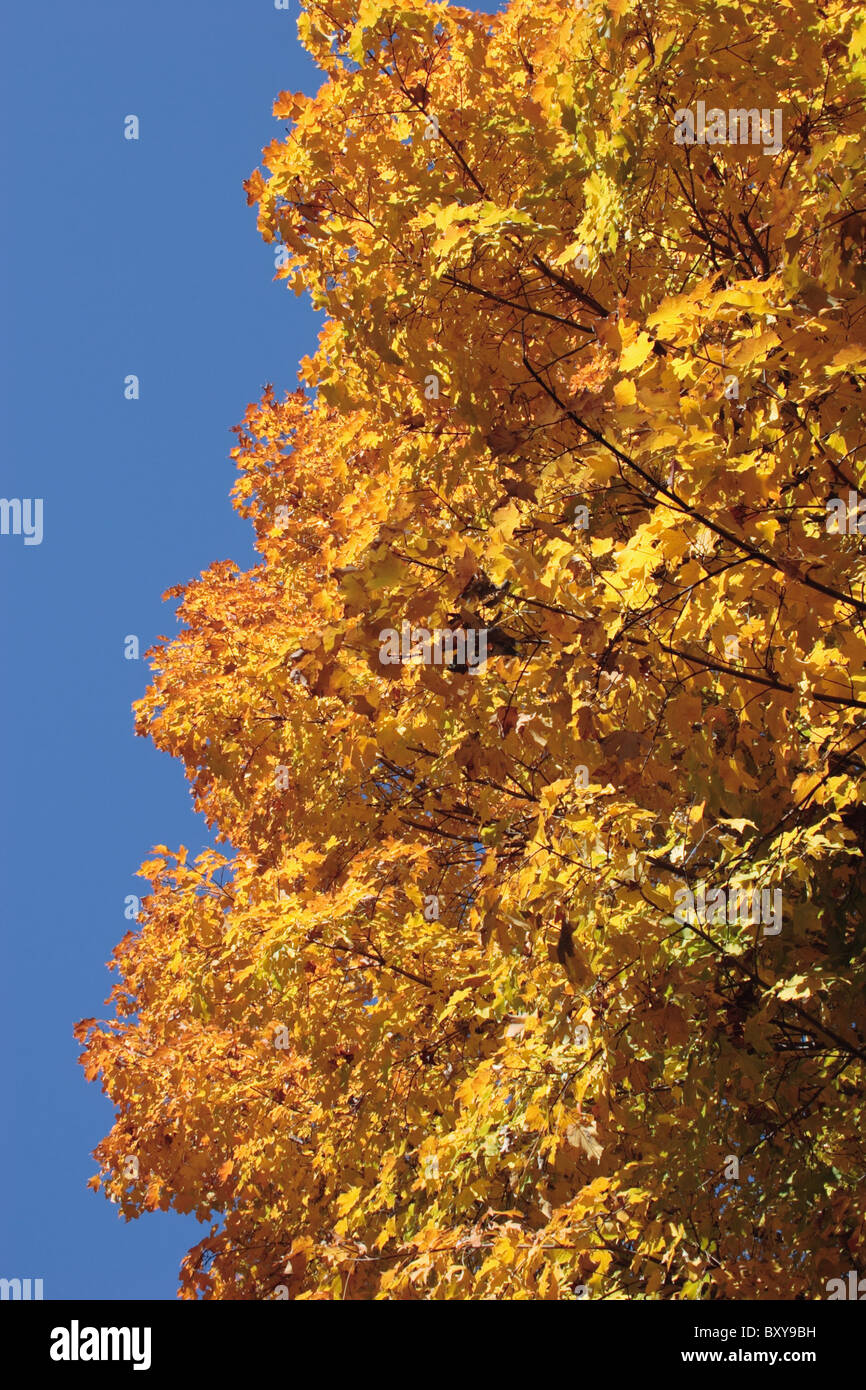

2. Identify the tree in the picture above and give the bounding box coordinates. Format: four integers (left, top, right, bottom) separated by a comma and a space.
77, 0, 866, 1299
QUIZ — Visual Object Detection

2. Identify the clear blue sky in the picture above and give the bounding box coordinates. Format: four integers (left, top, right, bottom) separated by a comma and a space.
0, 0, 499, 1301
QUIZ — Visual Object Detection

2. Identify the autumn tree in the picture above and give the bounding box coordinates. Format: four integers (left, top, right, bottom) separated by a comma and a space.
78, 0, 866, 1299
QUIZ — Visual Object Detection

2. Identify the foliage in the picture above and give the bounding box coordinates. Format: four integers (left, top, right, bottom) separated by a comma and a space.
77, 0, 866, 1299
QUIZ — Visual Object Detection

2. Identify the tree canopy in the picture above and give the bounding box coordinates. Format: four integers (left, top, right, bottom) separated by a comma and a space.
77, 0, 866, 1299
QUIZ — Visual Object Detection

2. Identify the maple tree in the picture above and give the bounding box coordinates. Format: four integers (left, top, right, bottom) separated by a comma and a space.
77, 0, 866, 1299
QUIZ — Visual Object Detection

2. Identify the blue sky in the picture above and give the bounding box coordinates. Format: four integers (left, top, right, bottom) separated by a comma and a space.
0, 0, 499, 1301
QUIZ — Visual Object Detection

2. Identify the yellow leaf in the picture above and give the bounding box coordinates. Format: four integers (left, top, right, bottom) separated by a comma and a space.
619, 333, 653, 373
